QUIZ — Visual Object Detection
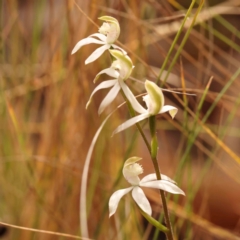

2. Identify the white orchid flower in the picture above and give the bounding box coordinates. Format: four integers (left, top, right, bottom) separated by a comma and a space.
113, 80, 178, 135
109, 157, 185, 217
86, 49, 141, 115
71, 16, 126, 64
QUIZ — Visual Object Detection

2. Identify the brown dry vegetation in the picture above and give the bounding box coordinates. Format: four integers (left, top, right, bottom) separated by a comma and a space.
0, 0, 240, 239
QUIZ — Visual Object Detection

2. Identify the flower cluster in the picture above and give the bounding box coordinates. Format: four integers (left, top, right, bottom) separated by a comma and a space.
72, 16, 184, 221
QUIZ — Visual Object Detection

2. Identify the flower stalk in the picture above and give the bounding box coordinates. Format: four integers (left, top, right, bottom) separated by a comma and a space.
149, 115, 174, 240
121, 88, 175, 240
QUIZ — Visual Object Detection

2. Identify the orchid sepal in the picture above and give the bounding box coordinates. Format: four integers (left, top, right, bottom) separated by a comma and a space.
85, 44, 110, 65
112, 113, 150, 135
98, 82, 121, 114
71, 37, 105, 55
109, 187, 133, 217
86, 80, 117, 109
93, 68, 119, 83
159, 105, 178, 119
140, 173, 176, 184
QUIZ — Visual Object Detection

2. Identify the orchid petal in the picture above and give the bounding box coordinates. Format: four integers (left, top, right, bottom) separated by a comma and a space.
71, 37, 104, 55
159, 105, 178, 119
94, 68, 119, 83
109, 187, 133, 217
140, 173, 176, 184
112, 44, 127, 55
119, 81, 147, 114
98, 82, 121, 114
113, 113, 150, 135
89, 33, 107, 42
140, 180, 185, 195
85, 44, 110, 64
132, 186, 152, 216
86, 80, 117, 109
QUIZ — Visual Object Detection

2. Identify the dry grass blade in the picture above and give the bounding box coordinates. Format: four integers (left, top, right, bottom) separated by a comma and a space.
0, 221, 92, 240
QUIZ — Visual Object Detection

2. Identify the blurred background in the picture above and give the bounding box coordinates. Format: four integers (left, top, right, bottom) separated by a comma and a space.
1, 0, 240, 239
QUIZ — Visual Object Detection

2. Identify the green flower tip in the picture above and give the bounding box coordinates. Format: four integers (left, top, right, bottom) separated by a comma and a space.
93, 74, 100, 83
109, 50, 133, 79
124, 157, 142, 168
98, 16, 119, 25
169, 109, 178, 119
145, 80, 164, 115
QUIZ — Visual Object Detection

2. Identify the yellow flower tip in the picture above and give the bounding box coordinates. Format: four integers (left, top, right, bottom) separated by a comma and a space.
145, 80, 164, 115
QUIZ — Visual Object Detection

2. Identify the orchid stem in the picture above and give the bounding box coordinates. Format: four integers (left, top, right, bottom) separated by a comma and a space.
120, 88, 174, 240
149, 116, 174, 240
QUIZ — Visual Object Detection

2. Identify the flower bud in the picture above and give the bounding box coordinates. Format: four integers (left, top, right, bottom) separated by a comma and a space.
144, 80, 164, 115
98, 16, 120, 44
109, 50, 133, 80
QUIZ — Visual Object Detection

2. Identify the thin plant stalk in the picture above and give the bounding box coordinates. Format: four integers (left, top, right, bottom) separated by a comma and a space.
156, 0, 196, 85
121, 88, 174, 240
160, 0, 204, 86
149, 116, 174, 240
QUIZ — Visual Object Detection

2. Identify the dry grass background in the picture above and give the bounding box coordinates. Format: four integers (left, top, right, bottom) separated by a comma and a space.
0, 0, 240, 239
